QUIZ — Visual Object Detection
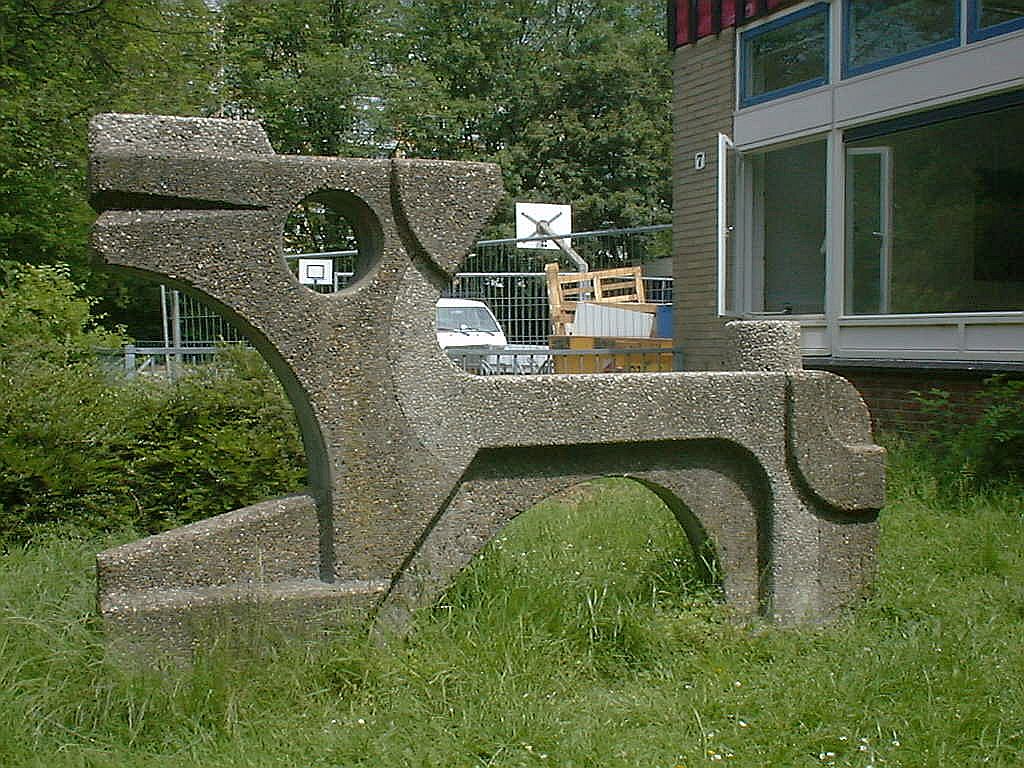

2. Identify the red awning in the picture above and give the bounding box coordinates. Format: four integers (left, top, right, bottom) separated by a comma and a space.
669, 0, 805, 48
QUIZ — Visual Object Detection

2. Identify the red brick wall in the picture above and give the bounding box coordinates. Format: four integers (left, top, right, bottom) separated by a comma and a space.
814, 367, 1003, 436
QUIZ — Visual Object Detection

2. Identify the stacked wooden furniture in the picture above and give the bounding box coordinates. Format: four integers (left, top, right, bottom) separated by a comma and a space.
544, 262, 659, 335
545, 262, 673, 373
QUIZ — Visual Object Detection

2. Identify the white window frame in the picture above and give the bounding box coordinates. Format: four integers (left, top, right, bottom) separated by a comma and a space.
844, 146, 893, 315
722, 0, 1024, 362
717, 133, 735, 317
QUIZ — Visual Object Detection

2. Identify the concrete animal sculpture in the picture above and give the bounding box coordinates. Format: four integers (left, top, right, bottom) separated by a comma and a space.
89, 114, 884, 652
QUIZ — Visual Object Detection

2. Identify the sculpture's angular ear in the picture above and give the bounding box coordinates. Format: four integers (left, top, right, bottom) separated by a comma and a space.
89, 113, 273, 157
391, 159, 504, 279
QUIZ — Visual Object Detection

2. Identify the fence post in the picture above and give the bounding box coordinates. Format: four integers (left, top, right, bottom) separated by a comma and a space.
124, 344, 136, 376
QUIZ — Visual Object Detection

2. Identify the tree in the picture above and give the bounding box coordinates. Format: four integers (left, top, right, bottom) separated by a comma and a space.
218, 0, 390, 156
217, 0, 672, 233
381, 0, 672, 233
0, 0, 216, 337
1, 0, 674, 337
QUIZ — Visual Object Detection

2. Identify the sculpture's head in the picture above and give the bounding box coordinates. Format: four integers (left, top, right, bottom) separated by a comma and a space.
88, 113, 504, 291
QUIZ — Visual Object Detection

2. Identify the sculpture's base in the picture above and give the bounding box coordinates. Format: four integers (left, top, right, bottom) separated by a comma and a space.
101, 578, 387, 658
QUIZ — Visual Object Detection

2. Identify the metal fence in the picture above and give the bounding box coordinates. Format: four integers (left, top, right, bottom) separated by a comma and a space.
445, 345, 684, 375
467, 223, 672, 274
135, 224, 674, 370
445, 272, 672, 345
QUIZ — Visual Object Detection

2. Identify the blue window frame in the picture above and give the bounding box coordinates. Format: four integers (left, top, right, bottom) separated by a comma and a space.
843, 1, 960, 78
739, 4, 830, 108
968, 0, 1024, 41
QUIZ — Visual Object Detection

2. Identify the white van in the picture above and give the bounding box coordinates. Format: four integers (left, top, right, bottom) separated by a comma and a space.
436, 298, 507, 373
435, 298, 507, 351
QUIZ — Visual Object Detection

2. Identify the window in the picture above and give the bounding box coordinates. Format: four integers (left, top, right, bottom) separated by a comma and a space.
844, 98, 1024, 314
436, 305, 501, 333
845, 147, 893, 313
740, 4, 830, 107
722, 138, 829, 316
718, 2, 1024, 359
969, 0, 1024, 40
844, 0, 960, 77
755, 140, 829, 314
736, 1, 1024, 108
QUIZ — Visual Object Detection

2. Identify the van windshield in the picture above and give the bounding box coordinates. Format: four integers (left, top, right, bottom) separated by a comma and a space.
437, 306, 500, 333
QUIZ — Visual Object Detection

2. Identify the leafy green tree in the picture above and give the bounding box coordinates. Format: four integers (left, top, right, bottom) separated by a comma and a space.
217, 0, 671, 233
0, 0, 216, 336
219, 0, 389, 156
381, 0, 672, 232
1, 0, 673, 336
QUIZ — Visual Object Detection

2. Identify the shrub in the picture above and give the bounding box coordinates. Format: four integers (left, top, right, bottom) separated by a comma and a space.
0, 264, 137, 539
958, 375, 1024, 481
914, 374, 1024, 488
0, 265, 307, 544
122, 347, 308, 532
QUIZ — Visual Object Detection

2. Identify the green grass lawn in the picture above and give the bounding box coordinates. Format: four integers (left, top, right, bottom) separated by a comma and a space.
2, 444, 1022, 767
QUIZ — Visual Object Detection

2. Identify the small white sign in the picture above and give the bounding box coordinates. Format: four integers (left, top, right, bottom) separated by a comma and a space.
515, 202, 572, 250
298, 258, 334, 286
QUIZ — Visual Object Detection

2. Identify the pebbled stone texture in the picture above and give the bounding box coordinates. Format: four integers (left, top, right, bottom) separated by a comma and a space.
89, 114, 885, 655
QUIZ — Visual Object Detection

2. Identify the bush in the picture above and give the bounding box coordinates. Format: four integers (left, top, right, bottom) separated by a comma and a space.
0, 263, 136, 538
122, 347, 308, 532
915, 374, 1024, 488
0, 264, 307, 545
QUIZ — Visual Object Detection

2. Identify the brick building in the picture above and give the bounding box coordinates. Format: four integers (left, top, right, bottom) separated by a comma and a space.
668, 0, 1024, 431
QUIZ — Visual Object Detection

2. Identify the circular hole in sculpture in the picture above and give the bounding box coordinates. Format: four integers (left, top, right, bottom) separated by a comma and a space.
283, 190, 380, 293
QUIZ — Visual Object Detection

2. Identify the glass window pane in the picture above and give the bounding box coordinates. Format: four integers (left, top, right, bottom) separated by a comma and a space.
758, 140, 828, 314
977, 0, 1024, 31
742, 6, 828, 105
846, 149, 891, 314
845, 102, 1024, 314
846, 0, 958, 75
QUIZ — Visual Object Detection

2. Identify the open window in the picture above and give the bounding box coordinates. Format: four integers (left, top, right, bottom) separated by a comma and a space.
719, 134, 828, 317
717, 133, 741, 317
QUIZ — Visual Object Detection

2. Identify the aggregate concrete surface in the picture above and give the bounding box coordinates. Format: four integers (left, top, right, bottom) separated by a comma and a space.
89, 114, 884, 654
